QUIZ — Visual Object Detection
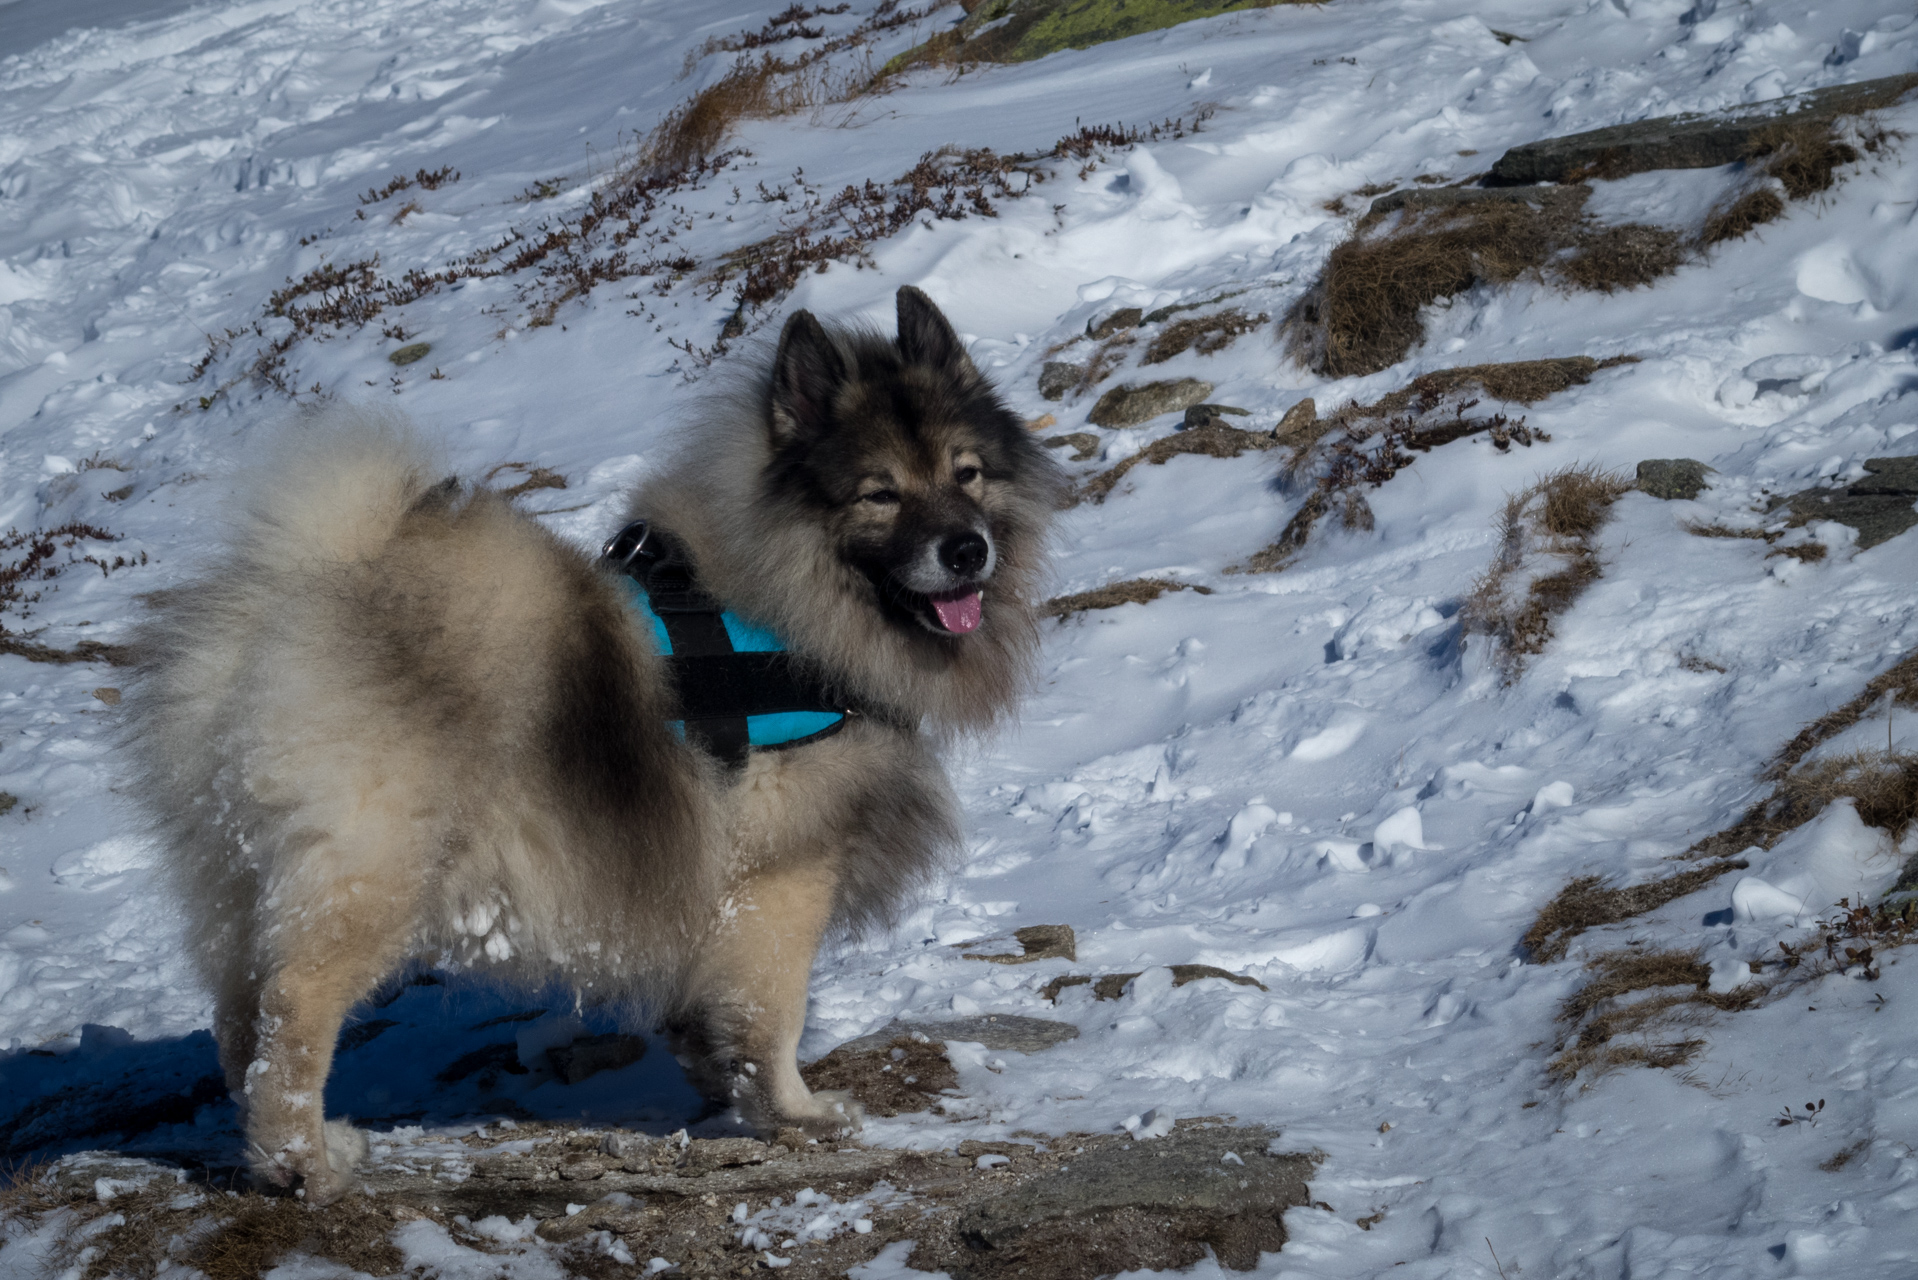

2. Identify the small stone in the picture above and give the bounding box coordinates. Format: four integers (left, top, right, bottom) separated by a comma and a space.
1086, 307, 1142, 339
1275, 397, 1318, 442
678, 1137, 773, 1176
559, 1156, 607, 1181
599, 1131, 656, 1160
1025, 413, 1057, 431
964, 924, 1076, 965
1088, 379, 1214, 429
1038, 362, 1085, 401
92, 687, 121, 706
1181, 404, 1250, 432
1043, 432, 1101, 461
389, 342, 432, 366
547, 1032, 647, 1085
1635, 458, 1714, 500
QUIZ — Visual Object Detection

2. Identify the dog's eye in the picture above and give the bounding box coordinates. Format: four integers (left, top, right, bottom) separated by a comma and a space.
862, 489, 900, 505
954, 466, 981, 485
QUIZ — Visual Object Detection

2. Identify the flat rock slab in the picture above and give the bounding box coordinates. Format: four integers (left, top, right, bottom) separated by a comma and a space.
1366, 183, 1589, 220
962, 923, 1078, 965
25, 1123, 1318, 1280
1774, 456, 1918, 549
1089, 378, 1213, 428
1487, 72, 1918, 186
836, 1014, 1081, 1056
944, 1124, 1314, 1277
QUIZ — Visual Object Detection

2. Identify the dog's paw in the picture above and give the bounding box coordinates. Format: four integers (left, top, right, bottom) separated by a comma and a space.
245, 1123, 364, 1205
787, 1090, 864, 1138
325, 1120, 369, 1173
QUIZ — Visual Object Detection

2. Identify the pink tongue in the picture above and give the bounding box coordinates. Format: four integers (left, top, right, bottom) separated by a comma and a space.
932, 591, 983, 634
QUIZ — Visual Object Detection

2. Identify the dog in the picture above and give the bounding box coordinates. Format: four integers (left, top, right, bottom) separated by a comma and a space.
127, 287, 1062, 1202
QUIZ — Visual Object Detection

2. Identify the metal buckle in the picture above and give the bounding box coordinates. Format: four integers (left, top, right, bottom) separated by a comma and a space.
602, 520, 652, 570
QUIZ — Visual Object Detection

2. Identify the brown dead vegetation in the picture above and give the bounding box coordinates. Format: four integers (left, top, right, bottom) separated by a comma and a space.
1079, 422, 1278, 504
1461, 466, 1632, 681
1282, 189, 1680, 378
1546, 948, 1758, 1083
1243, 359, 1635, 573
0, 523, 141, 666
1141, 308, 1268, 365
359, 166, 460, 206
1042, 577, 1214, 617
1701, 188, 1786, 245
1766, 647, 1918, 779
1690, 750, 1918, 862
216, 113, 1203, 397
1523, 862, 1750, 963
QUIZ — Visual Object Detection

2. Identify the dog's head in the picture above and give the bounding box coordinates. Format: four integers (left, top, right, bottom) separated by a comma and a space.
764, 287, 1056, 639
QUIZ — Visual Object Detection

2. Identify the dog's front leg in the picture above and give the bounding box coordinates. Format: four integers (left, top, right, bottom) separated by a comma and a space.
680, 857, 860, 1137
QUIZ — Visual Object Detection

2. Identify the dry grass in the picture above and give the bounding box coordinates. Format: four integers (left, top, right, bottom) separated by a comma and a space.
1042, 578, 1213, 618
1701, 188, 1786, 245
1140, 308, 1268, 365
1546, 949, 1760, 1083
1282, 190, 1680, 378
1767, 649, 1918, 779
1523, 862, 1751, 963
1461, 466, 1632, 681
1689, 750, 1918, 863
1078, 422, 1277, 504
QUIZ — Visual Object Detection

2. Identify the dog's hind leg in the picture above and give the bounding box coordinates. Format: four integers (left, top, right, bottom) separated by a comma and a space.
243, 846, 422, 1204
678, 858, 860, 1137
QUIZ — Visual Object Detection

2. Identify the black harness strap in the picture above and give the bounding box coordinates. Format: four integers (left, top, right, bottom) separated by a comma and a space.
602, 520, 849, 768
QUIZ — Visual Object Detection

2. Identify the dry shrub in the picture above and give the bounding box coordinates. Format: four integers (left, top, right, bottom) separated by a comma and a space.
637, 55, 819, 176
1523, 860, 1750, 963
1767, 650, 1918, 778
1043, 578, 1213, 617
1141, 308, 1267, 365
1701, 188, 1786, 245
1079, 423, 1277, 504
1546, 949, 1759, 1083
1283, 189, 1679, 378
1461, 465, 1630, 680
1748, 120, 1862, 199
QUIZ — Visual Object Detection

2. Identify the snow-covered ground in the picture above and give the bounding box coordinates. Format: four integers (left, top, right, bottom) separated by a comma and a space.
6, 0, 1918, 1272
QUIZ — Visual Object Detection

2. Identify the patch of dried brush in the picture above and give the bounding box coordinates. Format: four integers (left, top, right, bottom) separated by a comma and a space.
1460, 465, 1632, 683
1042, 577, 1214, 617
1282, 188, 1681, 378
1078, 421, 1278, 504
1241, 359, 1633, 574
1546, 949, 1758, 1083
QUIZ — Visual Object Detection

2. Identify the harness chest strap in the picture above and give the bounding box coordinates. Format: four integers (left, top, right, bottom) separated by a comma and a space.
601, 520, 850, 766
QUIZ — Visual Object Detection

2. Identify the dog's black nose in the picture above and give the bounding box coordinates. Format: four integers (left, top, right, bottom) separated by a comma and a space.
940, 532, 989, 576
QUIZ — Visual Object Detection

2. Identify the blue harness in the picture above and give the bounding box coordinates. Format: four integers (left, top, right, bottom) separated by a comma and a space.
602, 521, 849, 765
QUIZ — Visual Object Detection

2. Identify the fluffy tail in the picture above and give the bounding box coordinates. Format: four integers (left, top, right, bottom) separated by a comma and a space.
230, 408, 444, 571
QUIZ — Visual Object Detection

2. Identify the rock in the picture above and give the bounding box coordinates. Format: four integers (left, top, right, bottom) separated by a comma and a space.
962, 924, 1077, 965
954, 1124, 1317, 1274
546, 1032, 646, 1085
1038, 361, 1084, 401
559, 1155, 606, 1181
677, 1137, 772, 1176
835, 1014, 1079, 1056
1043, 965, 1268, 1002
91, 687, 121, 706
1181, 403, 1251, 432
1773, 489, 1918, 551
1089, 379, 1213, 428
1086, 307, 1142, 339
1486, 73, 1918, 186
1043, 432, 1101, 461
1850, 456, 1918, 495
599, 1130, 657, 1161
1635, 458, 1714, 500
389, 342, 432, 366
1274, 397, 1318, 442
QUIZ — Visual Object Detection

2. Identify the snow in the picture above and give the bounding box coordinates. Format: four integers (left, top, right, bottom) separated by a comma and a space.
4, 0, 1918, 1273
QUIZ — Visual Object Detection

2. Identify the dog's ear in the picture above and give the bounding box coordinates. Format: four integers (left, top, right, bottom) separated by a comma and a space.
896, 286, 978, 384
770, 310, 846, 445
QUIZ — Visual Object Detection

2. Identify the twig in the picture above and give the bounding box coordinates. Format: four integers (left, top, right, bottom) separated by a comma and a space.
1486, 1238, 1509, 1280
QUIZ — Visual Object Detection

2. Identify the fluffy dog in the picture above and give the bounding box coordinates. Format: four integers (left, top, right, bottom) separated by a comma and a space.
128, 287, 1062, 1202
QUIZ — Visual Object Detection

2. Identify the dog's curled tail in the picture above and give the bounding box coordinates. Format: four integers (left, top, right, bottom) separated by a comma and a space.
232, 408, 445, 572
